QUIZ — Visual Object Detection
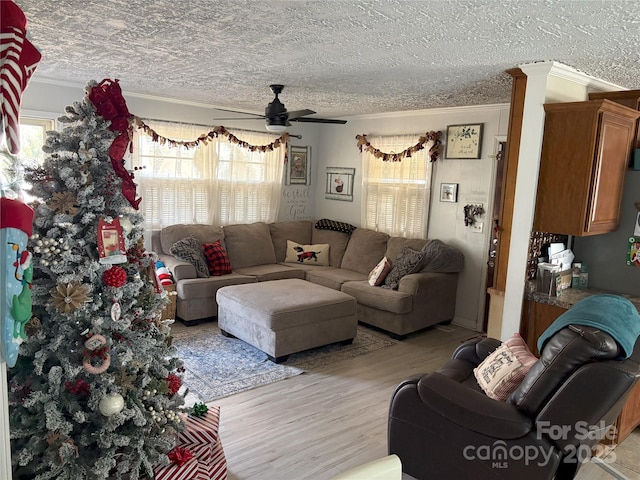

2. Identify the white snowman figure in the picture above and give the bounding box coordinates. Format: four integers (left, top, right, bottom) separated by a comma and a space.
1, 197, 34, 367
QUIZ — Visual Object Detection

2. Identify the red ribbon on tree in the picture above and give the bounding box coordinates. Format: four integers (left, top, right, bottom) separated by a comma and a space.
88, 79, 142, 209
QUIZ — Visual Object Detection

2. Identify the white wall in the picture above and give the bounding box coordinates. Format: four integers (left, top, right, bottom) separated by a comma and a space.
312, 105, 511, 330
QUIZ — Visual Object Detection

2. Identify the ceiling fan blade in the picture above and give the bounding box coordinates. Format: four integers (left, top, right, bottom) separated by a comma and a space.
212, 117, 267, 121
213, 107, 265, 118
286, 109, 316, 120
290, 117, 347, 125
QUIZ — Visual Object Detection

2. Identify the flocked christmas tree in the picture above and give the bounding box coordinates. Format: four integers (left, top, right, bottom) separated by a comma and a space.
7, 79, 185, 479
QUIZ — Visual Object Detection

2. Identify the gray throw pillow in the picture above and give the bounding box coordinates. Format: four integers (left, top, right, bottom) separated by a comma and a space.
384, 247, 424, 290
170, 235, 210, 278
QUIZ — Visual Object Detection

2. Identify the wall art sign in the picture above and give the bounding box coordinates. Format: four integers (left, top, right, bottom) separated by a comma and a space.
286, 145, 311, 185
325, 167, 355, 202
445, 123, 483, 159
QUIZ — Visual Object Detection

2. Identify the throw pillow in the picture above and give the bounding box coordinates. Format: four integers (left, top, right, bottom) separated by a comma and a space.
314, 218, 357, 235
368, 257, 392, 286
383, 247, 424, 290
473, 333, 538, 401
169, 235, 210, 278
284, 240, 330, 266
202, 240, 232, 276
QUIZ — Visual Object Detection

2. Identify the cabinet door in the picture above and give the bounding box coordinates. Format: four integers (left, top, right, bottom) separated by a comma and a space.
534, 100, 638, 236
586, 111, 632, 233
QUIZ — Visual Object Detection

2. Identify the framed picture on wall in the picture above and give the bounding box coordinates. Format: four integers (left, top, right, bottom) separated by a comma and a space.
440, 183, 458, 203
445, 123, 483, 159
286, 145, 311, 185
325, 167, 355, 201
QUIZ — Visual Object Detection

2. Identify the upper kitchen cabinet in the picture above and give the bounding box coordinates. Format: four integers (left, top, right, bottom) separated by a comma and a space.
533, 99, 640, 236
589, 89, 640, 162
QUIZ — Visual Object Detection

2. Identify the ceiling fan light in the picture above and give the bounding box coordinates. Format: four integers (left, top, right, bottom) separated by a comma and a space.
265, 123, 287, 133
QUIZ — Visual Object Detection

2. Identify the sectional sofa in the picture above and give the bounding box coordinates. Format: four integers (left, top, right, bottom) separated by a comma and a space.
151, 220, 464, 339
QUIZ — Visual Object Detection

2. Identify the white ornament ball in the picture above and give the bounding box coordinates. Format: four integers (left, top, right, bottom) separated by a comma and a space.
99, 393, 125, 416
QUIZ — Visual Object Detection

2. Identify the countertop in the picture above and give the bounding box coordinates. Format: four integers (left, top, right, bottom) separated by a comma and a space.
526, 281, 640, 312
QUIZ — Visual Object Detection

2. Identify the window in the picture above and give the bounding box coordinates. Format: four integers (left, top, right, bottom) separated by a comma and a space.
132, 120, 285, 235
19, 117, 54, 164
361, 134, 433, 238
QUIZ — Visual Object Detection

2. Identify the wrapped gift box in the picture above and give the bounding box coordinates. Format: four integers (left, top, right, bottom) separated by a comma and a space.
178, 406, 221, 463
153, 457, 199, 480
155, 406, 227, 480
194, 439, 227, 480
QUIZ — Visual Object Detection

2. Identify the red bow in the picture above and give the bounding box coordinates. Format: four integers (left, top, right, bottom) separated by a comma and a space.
89, 79, 141, 209
167, 446, 193, 466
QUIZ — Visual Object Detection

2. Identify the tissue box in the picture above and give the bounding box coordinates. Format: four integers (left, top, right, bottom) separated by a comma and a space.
554, 270, 573, 295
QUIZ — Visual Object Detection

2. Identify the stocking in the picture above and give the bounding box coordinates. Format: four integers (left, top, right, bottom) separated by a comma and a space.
0, 0, 41, 154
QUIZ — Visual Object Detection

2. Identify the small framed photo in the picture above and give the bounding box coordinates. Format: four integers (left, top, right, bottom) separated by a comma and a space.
445, 123, 483, 159
440, 183, 458, 203
325, 167, 355, 202
286, 145, 311, 185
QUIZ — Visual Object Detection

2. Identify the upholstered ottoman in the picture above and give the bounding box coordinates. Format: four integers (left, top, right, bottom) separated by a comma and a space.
216, 279, 357, 362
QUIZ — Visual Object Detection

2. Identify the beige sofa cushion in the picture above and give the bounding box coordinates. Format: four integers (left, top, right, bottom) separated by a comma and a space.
385, 237, 428, 267
340, 228, 390, 274
223, 222, 277, 269
160, 224, 224, 255
341, 280, 412, 314
312, 227, 350, 267
269, 221, 312, 262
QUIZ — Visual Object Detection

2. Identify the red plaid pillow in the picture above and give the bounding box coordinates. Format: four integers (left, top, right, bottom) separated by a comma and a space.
202, 240, 232, 276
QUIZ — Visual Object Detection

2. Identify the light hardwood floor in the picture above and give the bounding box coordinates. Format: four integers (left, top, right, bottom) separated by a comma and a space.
173, 321, 640, 480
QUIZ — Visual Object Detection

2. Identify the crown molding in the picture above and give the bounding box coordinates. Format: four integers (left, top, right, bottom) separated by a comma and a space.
519, 61, 625, 92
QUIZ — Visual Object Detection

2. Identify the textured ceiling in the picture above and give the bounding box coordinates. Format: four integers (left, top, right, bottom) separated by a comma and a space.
19, 0, 640, 119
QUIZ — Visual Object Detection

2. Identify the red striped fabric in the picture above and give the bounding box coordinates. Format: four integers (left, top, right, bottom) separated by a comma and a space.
0, 0, 41, 154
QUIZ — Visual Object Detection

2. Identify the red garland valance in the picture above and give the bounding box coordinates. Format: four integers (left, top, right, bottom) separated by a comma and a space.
355, 131, 442, 162
132, 116, 290, 154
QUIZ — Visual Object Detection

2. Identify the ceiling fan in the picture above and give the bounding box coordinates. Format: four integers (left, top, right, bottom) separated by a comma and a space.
213, 84, 347, 132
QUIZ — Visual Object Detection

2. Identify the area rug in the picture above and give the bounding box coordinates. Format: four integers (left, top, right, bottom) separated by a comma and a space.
172, 324, 396, 402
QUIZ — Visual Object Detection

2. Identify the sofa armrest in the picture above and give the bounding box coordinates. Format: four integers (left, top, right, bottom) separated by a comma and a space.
157, 253, 197, 281
398, 271, 457, 318
417, 372, 533, 439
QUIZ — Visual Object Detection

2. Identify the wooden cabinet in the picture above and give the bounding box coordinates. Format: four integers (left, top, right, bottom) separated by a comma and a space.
533, 99, 639, 236
522, 299, 567, 355
589, 90, 640, 162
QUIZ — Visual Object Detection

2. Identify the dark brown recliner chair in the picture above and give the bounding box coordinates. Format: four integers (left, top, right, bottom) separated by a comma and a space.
388, 325, 640, 480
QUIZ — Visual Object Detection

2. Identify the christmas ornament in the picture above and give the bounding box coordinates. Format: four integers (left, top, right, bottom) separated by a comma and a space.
102, 265, 127, 288
47, 190, 79, 216
42, 178, 60, 193
51, 282, 91, 313
98, 392, 124, 416
110, 301, 121, 321
97, 217, 126, 265
1, 197, 34, 367
115, 368, 136, 395
166, 373, 182, 396
0, 0, 42, 154
64, 378, 90, 396
83, 334, 110, 375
